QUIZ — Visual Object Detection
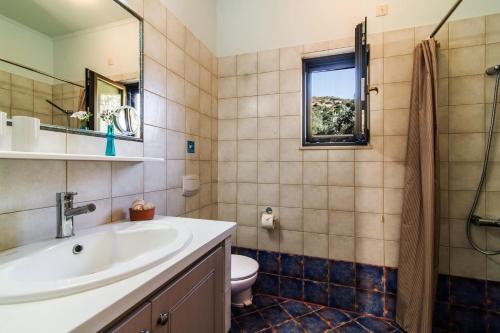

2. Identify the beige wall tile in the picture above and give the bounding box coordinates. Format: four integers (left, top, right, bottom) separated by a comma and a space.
218, 77, 237, 98
384, 240, 399, 267
258, 94, 280, 117
355, 187, 383, 213
450, 247, 486, 279
303, 185, 328, 209
449, 45, 486, 77
144, 22, 166, 67
449, 133, 485, 161
280, 207, 303, 231
329, 235, 355, 261
166, 9, 185, 49
237, 53, 258, 75
384, 82, 411, 109
258, 184, 280, 206
486, 13, 500, 44
238, 96, 258, 118
280, 230, 303, 255
258, 50, 280, 73
238, 140, 257, 161
237, 162, 257, 183
279, 116, 301, 139
237, 204, 258, 227
237, 118, 258, 140
383, 28, 415, 57
258, 162, 279, 183
449, 104, 485, 133
237, 226, 258, 248
258, 72, 279, 95
356, 237, 384, 266
280, 46, 303, 70
279, 184, 302, 208
280, 162, 302, 184
144, 56, 166, 97
449, 16, 486, 49
219, 98, 237, 119
303, 162, 327, 185
237, 74, 258, 97
384, 162, 405, 189
329, 210, 354, 236
258, 117, 280, 139
258, 139, 280, 161
304, 232, 328, 258
328, 162, 354, 186
219, 56, 236, 77
280, 92, 301, 116
329, 186, 354, 212
279, 70, 301, 93
355, 162, 383, 188
383, 54, 413, 83
384, 109, 409, 135
355, 212, 383, 239
303, 209, 328, 233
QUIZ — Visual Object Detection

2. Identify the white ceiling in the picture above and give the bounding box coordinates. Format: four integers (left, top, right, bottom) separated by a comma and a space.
0, 0, 133, 37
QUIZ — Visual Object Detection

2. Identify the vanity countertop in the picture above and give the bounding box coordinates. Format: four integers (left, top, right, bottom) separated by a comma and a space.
0, 216, 236, 333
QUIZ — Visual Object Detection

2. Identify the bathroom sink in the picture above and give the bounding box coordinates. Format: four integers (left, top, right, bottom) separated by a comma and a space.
0, 220, 192, 304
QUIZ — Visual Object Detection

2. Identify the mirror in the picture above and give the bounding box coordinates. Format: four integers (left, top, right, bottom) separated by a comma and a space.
0, 0, 143, 140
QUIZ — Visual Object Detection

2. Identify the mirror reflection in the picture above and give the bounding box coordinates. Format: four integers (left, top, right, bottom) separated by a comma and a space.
0, 0, 142, 139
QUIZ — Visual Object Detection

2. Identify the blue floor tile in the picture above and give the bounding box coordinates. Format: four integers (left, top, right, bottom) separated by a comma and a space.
252, 294, 281, 309
236, 312, 270, 332
255, 273, 279, 296
297, 312, 331, 332
385, 268, 398, 295
274, 320, 305, 333
336, 321, 370, 332
281, 300, 314, 317
316, 307, 352, 327
260, 305, 291, 326
487, 280, 500, 312
357, 316, 394, 332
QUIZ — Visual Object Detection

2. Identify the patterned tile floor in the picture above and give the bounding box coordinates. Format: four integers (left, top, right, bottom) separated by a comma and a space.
230, 294, 404, 333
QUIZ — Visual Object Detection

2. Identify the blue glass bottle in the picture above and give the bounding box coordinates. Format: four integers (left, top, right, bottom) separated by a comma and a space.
105, 124, 116, 156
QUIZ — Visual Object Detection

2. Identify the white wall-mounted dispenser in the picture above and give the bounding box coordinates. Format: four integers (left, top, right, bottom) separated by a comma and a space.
182, 175, 200, 197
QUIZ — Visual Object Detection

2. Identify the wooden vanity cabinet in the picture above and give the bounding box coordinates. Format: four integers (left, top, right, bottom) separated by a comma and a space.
105, 245, 225, 333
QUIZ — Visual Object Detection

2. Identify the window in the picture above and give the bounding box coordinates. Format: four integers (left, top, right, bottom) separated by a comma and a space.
302, 20, 370, 146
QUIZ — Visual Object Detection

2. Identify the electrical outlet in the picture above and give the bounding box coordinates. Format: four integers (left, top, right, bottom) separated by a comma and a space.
376, 4, 389, 17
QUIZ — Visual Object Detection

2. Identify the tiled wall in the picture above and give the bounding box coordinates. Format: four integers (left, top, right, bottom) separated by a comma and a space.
217, 13, 500, 284
0, 0, 219, 251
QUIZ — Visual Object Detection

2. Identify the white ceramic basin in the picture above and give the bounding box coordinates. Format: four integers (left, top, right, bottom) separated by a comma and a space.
0, 221, 192, 304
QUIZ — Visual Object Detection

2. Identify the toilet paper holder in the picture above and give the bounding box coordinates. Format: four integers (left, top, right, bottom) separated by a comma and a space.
263, 207, 273, 215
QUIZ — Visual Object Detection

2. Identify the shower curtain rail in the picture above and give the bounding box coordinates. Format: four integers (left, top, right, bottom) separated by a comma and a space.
429, 0, 463, 38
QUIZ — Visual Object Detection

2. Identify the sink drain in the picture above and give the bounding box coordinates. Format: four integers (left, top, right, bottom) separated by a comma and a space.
72, 244, 84, 254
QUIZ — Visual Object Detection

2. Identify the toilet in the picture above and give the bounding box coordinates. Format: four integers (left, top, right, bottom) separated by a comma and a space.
231, 254, 259, 307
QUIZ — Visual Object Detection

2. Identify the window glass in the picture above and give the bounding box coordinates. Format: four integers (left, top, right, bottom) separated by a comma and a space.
310, 68, 356, 137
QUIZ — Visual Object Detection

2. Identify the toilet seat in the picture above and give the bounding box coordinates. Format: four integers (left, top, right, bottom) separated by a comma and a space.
231, 255, 259, 281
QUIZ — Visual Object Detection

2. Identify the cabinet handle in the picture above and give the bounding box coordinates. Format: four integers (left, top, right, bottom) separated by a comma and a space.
158, 313, 169, 326
140, 330, 150, 333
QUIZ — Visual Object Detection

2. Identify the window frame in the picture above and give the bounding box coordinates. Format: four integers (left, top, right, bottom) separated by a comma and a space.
302, 21, 370, 147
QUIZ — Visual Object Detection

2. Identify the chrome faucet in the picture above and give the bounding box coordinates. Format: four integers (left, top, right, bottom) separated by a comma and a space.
56, 192, 96, 238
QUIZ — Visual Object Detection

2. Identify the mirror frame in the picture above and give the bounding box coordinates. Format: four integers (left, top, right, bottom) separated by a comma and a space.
4, 0, 144, 142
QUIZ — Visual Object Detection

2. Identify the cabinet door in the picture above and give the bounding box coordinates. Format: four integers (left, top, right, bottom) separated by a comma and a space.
151, 247, 224, 333
108, 302, 152, 333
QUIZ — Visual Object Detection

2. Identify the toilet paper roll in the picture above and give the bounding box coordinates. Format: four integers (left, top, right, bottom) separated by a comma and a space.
261, 213, 275, 230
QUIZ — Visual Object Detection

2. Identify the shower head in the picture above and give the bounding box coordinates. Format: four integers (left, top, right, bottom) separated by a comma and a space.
486, 65, 500, 76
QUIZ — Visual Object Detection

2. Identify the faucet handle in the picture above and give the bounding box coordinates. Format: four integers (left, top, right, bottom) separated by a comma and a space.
56, 192, 78, 201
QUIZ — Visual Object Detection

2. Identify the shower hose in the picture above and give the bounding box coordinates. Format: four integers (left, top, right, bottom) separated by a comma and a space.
466, 70, 500, 255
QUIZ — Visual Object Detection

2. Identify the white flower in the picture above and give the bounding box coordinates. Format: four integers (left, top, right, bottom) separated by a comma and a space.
71, 111, 91, 121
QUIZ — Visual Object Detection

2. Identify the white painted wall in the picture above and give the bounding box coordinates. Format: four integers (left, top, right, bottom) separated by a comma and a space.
53, 19, 139, 82
0, 14, 53, 79
216, 0, 500, 56
161, 0, 217, 52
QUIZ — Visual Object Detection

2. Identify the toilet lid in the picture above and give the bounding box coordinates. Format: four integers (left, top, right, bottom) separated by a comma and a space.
231, 255, 259, 281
